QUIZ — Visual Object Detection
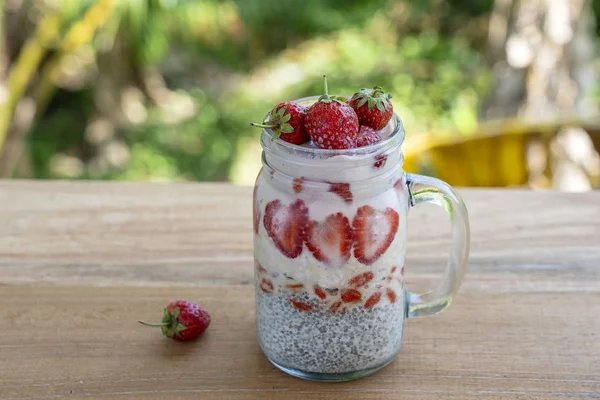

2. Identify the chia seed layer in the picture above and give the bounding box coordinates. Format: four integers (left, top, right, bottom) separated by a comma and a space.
256, 290, 405, 374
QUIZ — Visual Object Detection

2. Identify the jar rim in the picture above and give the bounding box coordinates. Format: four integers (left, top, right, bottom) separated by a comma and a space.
260, 95, 405, 158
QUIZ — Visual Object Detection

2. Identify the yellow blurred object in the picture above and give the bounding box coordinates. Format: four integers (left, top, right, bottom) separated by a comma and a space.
402, 117, 600, 188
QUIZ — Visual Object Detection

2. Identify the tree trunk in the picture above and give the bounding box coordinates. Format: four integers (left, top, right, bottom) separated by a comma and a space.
482, 0, 600, 191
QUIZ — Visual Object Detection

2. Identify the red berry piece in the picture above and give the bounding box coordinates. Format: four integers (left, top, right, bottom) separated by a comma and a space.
260, 278, 275, 294
390, 266, 397, 274
290, 299, 313, 312
349, 86, 394, 130
314, 284, 327, 300
386, 288, 397, 304
292, 177, 304, 193
329, 300, 342, 313
139, 300, 211, 342
304, 75, 359, 149
306, 212, 353, 267
264, 199, 309, 258
353, 206, 400, 265
341, 288, 362, 303
348, 271, 374, 288
256, 263, 268, 275
285, 283, 305, 291
356, 125, 382, 147
364, 292, 382, 309
393, 178, 403, 193
251, 102, 309, 145
253, 185, 261, 235
373, 154, 387, 169
329, 182, 353, 204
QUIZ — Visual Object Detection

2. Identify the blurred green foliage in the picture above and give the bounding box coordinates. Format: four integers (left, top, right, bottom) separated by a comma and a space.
16, 0, 496, 183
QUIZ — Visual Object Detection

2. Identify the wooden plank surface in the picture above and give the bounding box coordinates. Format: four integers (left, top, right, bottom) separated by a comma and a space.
1, 181, 600, 399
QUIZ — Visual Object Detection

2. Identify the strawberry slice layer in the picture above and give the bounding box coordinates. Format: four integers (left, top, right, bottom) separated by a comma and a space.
353, 206, 400, 265
264, 199, 309, 259
306, 212, 353, 267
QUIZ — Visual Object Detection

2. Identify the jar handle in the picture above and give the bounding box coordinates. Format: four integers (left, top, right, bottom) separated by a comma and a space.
404, 173, 470, 318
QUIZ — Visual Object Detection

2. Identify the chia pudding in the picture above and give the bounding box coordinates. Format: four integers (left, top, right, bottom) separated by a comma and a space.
256, 289, 405, 374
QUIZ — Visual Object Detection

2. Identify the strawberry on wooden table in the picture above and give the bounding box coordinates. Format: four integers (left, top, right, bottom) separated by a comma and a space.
139, 300, 211, 342
251, 102, 309, 145
349, 86, 394, 130
352, 205, 400, 265
306, 212, 353, 267
264, 199, 309, 258
304, 75, 359, 149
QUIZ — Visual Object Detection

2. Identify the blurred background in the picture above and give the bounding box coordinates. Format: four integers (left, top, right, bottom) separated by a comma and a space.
1, 0, 600, 191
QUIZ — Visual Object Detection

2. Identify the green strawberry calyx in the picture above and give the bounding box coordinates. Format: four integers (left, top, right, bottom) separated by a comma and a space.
317, 75, 347, 105
250, 105, 295, 139
139, 307, 187, 339
351, 86, 392, 112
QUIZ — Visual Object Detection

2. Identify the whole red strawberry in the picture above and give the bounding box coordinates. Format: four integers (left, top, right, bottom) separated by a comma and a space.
304, 75, 359, 149
356, 125, 382, 147
349, 86, 393, 130
251, 102, 309, 145
139, 300, 211, 341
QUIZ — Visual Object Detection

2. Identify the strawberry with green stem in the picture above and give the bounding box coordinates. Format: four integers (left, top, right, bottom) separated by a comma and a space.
139, 300, 211, 342
251, 102, 309, 145
349, 86, 394, 130
304, 75, 359, 149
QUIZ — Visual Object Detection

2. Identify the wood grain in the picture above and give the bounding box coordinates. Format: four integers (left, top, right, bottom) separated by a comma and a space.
1, 181, 599, 399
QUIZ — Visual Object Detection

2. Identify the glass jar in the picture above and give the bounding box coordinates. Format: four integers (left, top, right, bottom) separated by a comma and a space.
253, 96, 469, 382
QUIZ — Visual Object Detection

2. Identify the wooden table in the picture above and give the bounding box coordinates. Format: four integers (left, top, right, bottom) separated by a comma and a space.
1, 181, 599, 399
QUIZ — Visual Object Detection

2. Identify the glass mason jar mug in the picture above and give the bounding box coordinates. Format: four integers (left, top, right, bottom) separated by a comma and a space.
253, 96, 470, 382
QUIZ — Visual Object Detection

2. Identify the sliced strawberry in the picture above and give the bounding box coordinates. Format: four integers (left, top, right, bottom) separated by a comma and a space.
364, 292, 382, 309
348, 272, 374, 288
341, 288, 362, 303
293, 177, 304, 193
329, 182, 353, 204
290, 299, 312, 312
256, 263, 267, 275
393, 178, 403, 193
264, 199, 309, 259
329, 300, 342, 313
373, 154, 387, 169
386, 288, 397, 304
260, 278, 274, 294
352, 206, 400, 265
285, 283, 304, 290
306, 212, 353, 267
314, 285, 327, 300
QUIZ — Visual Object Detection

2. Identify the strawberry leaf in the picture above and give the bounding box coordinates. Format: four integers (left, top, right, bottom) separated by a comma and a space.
367, 97, 376, 110
358, 97, 368, 108
376, 102, 385, 112
281, 113, 291, 123
280, 124, 294, 133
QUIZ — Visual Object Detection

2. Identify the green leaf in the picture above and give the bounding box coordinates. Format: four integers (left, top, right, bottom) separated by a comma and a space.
162, 309, 170, 324
367, 97, 376, 110
281, 113, 291, 123
376, 102, 385, 112
171, 308, 180, 319
271, 129, 282, 140
175, 323, 187, 333
280, 124, 294, 133
358, 97, 368, 108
